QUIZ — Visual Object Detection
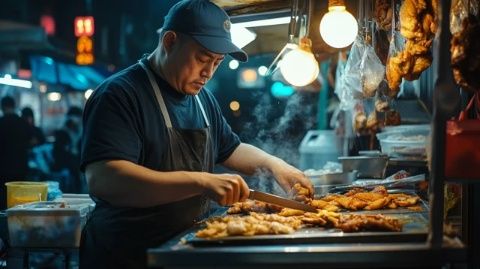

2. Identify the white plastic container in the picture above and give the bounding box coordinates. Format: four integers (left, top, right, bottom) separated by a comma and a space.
299, 130, 340, 170
377, 125, 430, 158
6, 201, 89, 247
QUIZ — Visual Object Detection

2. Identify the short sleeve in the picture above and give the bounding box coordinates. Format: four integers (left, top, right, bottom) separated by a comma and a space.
80, 83, 142, 171
208, 94, 241, 163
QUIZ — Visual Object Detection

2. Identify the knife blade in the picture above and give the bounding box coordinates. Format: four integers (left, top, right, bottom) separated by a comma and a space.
248, 189, 317, 213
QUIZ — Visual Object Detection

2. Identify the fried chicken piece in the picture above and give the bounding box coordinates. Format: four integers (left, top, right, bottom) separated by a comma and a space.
353, 192, 386, 202
375, 0, 393, 31
310, 199, 340, 212
405, 54, 432, 81
322, 194, 343, 202
392, 195, 420, 207
400, 0, 422, 39
344, 188, 367, 196
385, 110, 401, 126
451, 15, 480, 91
227, 200, 283, 214
386, 51, 413, 94
354, 112, 367, 132
336, 214, 403, 232
291, 183, 313, 202
371, 186, 388, 196
336, 196, 369, 211
278, 208, 307, 217
364, 197, 392, 210
405, 39, 432, 55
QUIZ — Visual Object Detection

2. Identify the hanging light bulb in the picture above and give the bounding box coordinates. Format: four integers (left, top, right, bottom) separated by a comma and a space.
319, 0, 358, 48
280, 37, 319, 87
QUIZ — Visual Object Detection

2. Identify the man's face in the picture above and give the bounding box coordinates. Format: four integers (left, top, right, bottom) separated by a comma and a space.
167, 34, 225, 95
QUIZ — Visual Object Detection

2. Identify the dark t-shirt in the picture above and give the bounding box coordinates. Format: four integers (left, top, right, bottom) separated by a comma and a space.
80, 58, 240, 173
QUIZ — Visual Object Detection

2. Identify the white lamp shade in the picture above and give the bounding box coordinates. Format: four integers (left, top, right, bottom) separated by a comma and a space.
319, 7, 358, 48
280, 48, 319, 87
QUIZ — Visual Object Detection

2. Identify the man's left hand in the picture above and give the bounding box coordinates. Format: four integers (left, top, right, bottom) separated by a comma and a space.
267, 157, 313, 195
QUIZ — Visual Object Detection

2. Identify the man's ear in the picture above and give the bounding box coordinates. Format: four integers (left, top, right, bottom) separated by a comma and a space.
162, 31, 178, 54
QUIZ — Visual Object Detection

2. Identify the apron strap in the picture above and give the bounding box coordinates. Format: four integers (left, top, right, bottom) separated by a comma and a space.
195, 95, 210, 127
139, 60, 173, 128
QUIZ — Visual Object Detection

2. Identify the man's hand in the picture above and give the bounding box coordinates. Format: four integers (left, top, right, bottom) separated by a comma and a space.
267, 157, 313, 195
197, 173, 250, 206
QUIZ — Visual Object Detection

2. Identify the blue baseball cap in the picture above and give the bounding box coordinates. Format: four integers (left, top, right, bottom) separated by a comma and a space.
158, 0, 248, 62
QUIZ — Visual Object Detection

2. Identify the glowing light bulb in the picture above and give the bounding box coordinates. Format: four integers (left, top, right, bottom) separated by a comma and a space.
280, 48, 319, 87
319, 6, 358, 48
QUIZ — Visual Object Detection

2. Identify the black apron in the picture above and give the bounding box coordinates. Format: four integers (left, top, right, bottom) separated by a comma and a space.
80, 60, 214, 269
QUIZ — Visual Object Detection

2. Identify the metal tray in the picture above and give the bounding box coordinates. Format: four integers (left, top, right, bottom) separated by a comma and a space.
186, 212, 428, 246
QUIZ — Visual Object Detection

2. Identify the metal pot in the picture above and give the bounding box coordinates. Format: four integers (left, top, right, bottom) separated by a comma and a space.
338, 156, 389, 179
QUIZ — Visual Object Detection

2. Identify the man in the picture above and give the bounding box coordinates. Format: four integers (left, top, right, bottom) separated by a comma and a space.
0, 96, 32, 209
80, 0, 313, 268
21, 107, 46, 146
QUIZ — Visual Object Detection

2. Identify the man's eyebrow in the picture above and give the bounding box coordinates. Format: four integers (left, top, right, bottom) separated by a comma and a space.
200, 49, 225, 60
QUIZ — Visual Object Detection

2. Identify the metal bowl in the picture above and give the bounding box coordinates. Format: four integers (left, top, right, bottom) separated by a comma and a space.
307, 171, 358, 186
338, 156, 389, 179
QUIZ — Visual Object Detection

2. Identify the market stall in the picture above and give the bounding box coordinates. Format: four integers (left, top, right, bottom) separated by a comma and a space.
147, 0, 480, 268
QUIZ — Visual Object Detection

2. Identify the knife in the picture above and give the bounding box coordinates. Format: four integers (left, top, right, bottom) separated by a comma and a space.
248, 189, 317, 213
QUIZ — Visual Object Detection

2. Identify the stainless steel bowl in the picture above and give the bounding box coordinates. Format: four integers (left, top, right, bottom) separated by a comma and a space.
338, 156, 389, 179
307, 171, 358, 185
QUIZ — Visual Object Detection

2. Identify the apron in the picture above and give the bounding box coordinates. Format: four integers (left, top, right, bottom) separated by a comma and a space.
80, 60, 214, 269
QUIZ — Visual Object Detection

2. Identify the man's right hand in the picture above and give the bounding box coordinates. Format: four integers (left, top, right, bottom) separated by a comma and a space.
197, 173, 250, 206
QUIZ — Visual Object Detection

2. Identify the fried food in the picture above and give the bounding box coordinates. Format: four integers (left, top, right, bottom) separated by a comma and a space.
385, 110, 401, 126
314, 186, 419, 212
278, 208, 308, 217
196, 212, 302, 238
291, 183, 314, 202
451, 15, 480, 92
336, 214, 403, 232
228, 199, 283, 214
375, 0, 393, 31
388, 0, 437, 92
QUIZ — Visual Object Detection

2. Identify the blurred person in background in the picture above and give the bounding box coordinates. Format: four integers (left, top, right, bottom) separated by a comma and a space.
21, 106, 46, 146
79, 0, 313, 268
0, 96, 32, 209
64, 106, 83, 156
50, 129, 81, 193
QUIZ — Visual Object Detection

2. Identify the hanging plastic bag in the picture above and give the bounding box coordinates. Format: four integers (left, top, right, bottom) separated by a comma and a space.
343, 36, 366, 100
334, 51, 355, 110
360, 44, 386, 98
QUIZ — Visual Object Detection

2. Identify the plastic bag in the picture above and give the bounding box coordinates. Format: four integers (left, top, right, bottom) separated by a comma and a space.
343, 36, 366, 100
334, 51, 355, 110
360, 44, 386, 98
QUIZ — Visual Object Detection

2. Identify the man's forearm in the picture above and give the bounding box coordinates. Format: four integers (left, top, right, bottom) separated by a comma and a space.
222, 143, 280, 175
86, 160, 204, 208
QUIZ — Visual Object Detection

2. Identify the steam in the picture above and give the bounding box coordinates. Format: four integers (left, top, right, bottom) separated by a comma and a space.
241, 91, 317, 195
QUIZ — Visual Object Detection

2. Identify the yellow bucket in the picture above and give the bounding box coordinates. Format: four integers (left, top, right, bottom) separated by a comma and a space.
5, 181, 48, 208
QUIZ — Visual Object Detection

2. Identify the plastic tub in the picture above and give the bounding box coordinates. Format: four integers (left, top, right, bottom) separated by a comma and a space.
299, 130, 340, 170
6, 201, 89, 247
5, 182, 48, 208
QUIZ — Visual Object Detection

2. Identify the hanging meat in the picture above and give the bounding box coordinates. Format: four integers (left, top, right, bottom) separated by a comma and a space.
375, 0, 393, 31
451, 15, 480, 92
386, 0, 438, 93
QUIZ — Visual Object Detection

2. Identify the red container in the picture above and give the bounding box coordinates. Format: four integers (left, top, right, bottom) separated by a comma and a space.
445, 93, 480, 180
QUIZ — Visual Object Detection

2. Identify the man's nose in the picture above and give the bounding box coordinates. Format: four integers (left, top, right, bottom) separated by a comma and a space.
201, 62, 216, 79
